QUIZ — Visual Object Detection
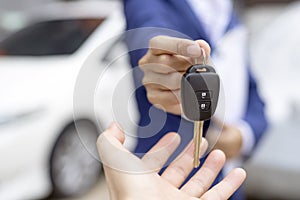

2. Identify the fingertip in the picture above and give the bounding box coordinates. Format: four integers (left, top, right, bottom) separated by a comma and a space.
196, 39, 211, 56
108, 121, 122, 131
199, 138, 208, 155
234, 168, 247, 180
112, 122, 125, 144
104, 121, 125, 144
107, 121, 116, 129
211, 149, 226, 163
226, 168, 247, 187
201, 137, 208, 148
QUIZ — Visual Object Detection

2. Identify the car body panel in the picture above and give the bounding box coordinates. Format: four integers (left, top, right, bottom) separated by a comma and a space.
0, 1, 138, 199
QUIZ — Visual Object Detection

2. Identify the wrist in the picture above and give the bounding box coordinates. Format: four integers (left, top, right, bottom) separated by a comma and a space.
233, 120, 255, 156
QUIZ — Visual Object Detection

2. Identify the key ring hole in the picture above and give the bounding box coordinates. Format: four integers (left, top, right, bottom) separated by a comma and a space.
196, 68, 207, 73
186, 65, 208, 74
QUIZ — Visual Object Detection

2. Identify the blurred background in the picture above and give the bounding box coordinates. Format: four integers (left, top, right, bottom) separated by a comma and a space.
0, 0, 300, 200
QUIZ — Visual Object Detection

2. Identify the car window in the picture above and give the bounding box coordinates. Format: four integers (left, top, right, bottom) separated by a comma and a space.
0, 18, 104, 56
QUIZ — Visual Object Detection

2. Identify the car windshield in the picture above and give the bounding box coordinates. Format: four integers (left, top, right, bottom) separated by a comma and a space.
0, 18, 104, 56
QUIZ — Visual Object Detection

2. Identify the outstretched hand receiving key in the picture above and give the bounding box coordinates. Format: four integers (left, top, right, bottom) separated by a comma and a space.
97, 122, 246, 200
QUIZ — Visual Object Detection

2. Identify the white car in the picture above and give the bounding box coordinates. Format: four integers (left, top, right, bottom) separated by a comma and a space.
0, 1, 137, 199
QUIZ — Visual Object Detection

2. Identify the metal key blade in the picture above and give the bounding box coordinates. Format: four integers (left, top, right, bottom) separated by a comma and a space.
193, 121, 204, 168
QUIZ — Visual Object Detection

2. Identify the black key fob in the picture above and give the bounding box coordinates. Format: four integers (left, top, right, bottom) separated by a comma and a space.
181, 64, 220, 121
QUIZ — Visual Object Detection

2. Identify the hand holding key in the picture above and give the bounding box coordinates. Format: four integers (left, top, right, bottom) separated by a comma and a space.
139, 36, 217, 167
139, 36, 211, 115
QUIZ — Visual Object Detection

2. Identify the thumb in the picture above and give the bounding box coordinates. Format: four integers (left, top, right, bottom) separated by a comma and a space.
195, 39, 211, 60
106, 122, 125, 144
97, 122, 146, 173
97, 122, 125, 154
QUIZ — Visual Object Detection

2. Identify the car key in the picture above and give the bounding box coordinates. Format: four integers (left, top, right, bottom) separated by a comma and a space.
181, 50, 220, 168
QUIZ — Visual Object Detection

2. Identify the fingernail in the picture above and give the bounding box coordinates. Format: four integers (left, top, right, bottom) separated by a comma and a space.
202, 138, 208, 146
108, 121, 117, 130
111, 121, 124, 132
187, 44, 201, 57
106, 122, 125, 144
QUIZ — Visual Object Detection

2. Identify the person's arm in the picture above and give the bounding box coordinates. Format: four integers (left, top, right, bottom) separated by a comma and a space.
97, 122, 246, 200
242, 71, 268, 155
212, 71, 268, 159
124, 0, 267, 157
206, 72, 268, 159
124, 0, 183, 69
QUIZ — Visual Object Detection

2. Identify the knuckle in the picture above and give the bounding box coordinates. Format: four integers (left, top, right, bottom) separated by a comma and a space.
142, 76, 153, 87
149, 36, 158, 45
176, 39, 190, 55
142, 77, 147, 85
171, 165, 187, 179
176, 40, 185, 55
167, 94, 180, 106
149, 35, 163, 48
138, 57, 146, 66
144, 154, 163, 169
138, 54, 149, 67
146, 92, 157, 104
190, 178, 206, 192
157, 54, 171, 65
169, 72, 181, 86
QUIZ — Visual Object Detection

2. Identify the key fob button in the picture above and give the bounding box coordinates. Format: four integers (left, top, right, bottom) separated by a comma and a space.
196, 91, 212, 100
199, 101, 211, 112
